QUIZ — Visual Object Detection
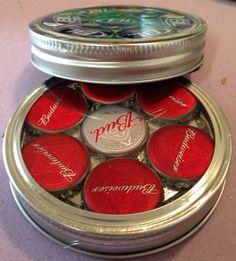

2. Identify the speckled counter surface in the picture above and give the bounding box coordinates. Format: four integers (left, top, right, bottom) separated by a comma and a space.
0, 1, 235, 260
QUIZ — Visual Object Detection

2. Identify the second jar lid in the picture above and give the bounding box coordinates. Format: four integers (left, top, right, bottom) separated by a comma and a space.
29, 6, 207, 84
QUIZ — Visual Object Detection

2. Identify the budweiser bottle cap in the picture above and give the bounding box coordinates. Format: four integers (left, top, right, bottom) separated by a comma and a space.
81, 106, 148, 156
84, 158, 163, 214
22, 134, 90, 192
136, 80, 197, 121
27, 84, 87, 132
80, 82, 136, 104
147, 125, 214, 180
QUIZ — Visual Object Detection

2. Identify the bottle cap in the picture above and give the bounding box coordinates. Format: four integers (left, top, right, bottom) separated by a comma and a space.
147, 125, 214, 180
136, 80, 197, 121
84, 158, 163, 214
80, 82, 136, 104
26, 84, 87, 132
22, 134, 90, 192
81, 106, 148, 156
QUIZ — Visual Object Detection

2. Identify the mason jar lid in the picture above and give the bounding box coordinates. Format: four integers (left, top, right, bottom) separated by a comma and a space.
29, 6, 207, 84
3, 77, 232, 257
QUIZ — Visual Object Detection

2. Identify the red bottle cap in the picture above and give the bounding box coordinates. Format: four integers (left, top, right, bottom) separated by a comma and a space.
147, 125, 214, 180
136, 80, 197, 120
84, 158, 163, 214
81, 106, 148, 156
22, 134, 90, 192
27, 84, 87, 132
80, 82, 136, 104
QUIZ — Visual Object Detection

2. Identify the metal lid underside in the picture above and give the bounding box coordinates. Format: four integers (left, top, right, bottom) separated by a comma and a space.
29, 6, 207, 84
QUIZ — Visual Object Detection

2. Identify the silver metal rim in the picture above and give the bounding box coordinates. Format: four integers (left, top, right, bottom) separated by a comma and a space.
31, 54, 204, 84
3, 77, 232, 255
10, 181, 225, 259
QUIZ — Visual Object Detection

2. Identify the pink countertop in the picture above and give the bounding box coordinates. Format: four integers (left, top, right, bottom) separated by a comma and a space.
0, 1, 235, 260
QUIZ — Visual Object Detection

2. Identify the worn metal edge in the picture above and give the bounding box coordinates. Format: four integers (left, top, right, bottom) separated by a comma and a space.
10, 181, 225, 259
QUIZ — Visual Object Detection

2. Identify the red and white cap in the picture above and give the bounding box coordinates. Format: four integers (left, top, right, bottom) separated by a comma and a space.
136, 80, 197, 121
22, 134, 90, 192
80, 82, 136, 104
147, 125, 214, 180
84, 158, 163, 214
82, 106, 148, 156
27, 84, 87, 132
